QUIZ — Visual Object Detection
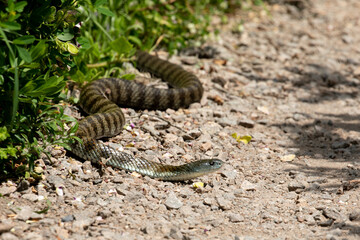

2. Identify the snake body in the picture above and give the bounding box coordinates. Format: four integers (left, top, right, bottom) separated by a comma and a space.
71, 51, 223, 181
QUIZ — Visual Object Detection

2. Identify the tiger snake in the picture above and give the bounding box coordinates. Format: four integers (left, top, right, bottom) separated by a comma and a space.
71, 51, 223, 181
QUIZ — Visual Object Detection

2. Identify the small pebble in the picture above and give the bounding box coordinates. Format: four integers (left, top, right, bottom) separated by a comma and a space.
241, 180, 256, 191
238, 118, 255, 128
165, 192, 183, 209
17, 180, 30, 192
331, 141, 350, 149
288, 181, 306, 192
61, 215, 75, 222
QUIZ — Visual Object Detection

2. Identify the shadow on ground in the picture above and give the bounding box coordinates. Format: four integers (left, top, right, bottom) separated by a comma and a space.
249, 63, 360, 190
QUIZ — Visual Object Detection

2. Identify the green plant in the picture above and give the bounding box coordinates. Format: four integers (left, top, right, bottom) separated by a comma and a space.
0, 0, 81, 179
0, 0, 264, 180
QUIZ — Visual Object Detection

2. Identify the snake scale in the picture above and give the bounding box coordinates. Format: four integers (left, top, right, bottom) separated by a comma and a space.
71, 51, 223, 181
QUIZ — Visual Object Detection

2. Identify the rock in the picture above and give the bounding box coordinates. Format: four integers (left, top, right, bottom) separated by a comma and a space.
164, 192, 183, 209
216, 196, 231, 210
201, 122, 222, 135
181, 57, 198, 65
172, 114, 186, 122
101, 230, 117, 239
317, 219, 334, 227
349, 211, 360, 221
51, 148, 63, 157
297, 214, 305, 223
165, 133, 178, 142
0, 186, 16, 196
98, 210, 112, 219
179, 205, 194, 217
293, 113, 305, 121
116, 186, 130, 196
56, 186, 64, 196
323, 208, 342, 221
97, 198, 108, 207
183, 130, 202, 141
221, 169, 237, 180
73, 219, 93, 230
201, 141, 212, 151
257, 119, 268, 125
169, 228, 183, 240
1, 233, 18, 240
182, 134, 194, 141
141, 223, 156, 235
211, 77, 227, 87
203, 197, 215, 206
288, 181, 306, 192
16, 206, 43, 221
241, 180, 256, 191
304, 215, 316, 226
22, 193, 39, 202
46, 175, 65, 188
207, 94, 224, 105
243, 236, 256, 240
0, 223, 14, 234
189, 130, 202, 139
93, 179, 103, 185
342, 35, 352, 44
124, 191, 144, 202
331, 141, 350, 149
217, 117, 237, 127
227, 213, 244, 222
213, 111, 224, 119
17, 180, 30, 192
238, 118, 255, 128
61, 215, 75, 222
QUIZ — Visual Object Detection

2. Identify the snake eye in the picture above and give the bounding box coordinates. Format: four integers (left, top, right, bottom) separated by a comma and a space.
209, 161, 215, 166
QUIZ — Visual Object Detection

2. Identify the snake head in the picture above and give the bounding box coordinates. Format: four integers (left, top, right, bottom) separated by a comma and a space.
202, 158, 223, 169
189, 158, 224, 174
162, 158, 224, 181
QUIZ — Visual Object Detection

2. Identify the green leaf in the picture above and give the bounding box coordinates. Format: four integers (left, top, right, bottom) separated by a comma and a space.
121, 73, 136, 80
0, 149, 7, 159
35, 200, 52, 214
16, 46, 32, 63
98, 7, 115, 17
6, 146, 17, 157
94, 0, 107, 7
66, 42, 79, 54
22, 62, 41, 69
46, 6, 57, 23
128, 36, 142, 47
20, 75, 66, 97
0, 21, 21, 30
77, 37, 91, 50
13, 35, 35, 45
0, 75, 4, 85
0, 126, 10, 141
14, 1, 27, 12
57, 31, 74, 41
30, 40, 47, 61
110, 37, 133, 55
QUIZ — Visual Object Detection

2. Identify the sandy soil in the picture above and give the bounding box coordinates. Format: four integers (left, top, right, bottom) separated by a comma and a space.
1, 0, 360, 239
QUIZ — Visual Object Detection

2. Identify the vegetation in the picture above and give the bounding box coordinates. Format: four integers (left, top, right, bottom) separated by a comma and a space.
0, 0, 263, 180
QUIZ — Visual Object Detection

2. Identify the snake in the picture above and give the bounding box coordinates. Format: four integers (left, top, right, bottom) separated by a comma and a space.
70, 51, 223, 181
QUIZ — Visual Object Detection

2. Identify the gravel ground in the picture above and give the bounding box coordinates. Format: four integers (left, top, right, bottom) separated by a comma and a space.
1, 0, 360, 239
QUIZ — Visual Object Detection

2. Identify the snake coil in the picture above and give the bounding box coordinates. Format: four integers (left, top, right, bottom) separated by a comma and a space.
71, 51, 223, 181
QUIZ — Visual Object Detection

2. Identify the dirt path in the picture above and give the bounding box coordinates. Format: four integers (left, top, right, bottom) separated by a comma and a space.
1, 0, 360, 239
